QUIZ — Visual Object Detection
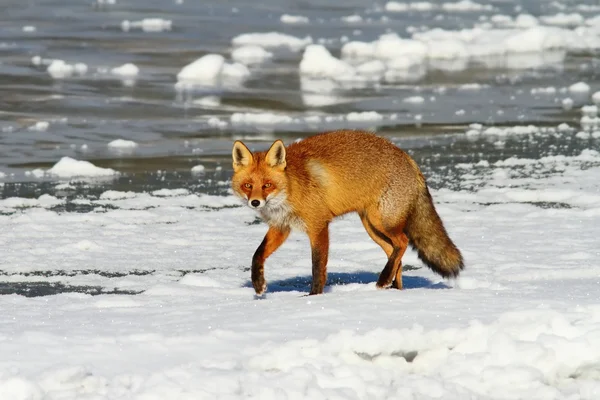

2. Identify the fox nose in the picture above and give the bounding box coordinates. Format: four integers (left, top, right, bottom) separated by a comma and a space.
250, 200, 260, 208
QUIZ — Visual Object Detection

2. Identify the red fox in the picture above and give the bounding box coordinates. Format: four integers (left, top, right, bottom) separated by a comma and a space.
231, 130, 463, 295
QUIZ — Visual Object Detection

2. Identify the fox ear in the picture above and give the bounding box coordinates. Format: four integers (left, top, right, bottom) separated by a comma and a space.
265, 140, 286, 169
232, 141, 253, 171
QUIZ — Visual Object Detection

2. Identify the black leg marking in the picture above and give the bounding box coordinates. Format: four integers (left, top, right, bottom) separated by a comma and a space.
366, 217, 393, 247
377, 246, 400, 288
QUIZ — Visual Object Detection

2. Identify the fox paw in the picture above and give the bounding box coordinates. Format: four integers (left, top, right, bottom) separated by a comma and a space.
253, 280, 267, 296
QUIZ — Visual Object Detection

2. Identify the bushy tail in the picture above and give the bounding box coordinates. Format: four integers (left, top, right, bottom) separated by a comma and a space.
404, 183, 464, 278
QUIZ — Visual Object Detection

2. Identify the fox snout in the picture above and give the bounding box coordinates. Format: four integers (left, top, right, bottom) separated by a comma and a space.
248, 199, 265, 209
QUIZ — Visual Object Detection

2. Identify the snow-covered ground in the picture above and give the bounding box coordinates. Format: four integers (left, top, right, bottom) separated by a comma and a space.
1, 0, 600, 397
1, 127, 599, 399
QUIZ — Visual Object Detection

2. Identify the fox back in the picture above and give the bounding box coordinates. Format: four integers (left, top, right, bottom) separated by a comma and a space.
232, 131, 421, 227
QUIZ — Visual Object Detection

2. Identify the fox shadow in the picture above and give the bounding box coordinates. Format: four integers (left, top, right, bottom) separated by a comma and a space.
244, 270, 450, 294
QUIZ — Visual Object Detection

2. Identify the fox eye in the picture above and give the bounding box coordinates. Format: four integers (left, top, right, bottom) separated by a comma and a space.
263, 183, 272, 188
243, 183, 252, 189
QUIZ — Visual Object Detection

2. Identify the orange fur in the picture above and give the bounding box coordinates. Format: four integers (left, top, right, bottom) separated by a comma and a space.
232, 130, 464, 295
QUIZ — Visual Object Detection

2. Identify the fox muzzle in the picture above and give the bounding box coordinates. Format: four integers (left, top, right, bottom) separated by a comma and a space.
249, 199, 265, 209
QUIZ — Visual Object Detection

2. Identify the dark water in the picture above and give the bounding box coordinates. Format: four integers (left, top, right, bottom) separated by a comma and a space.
1, 0, 599, 184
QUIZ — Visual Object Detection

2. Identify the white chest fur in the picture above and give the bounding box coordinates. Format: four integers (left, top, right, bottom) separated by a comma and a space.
259, 192, 306, 231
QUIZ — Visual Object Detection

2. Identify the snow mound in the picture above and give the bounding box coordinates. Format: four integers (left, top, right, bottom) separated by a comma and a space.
28, 121, 49, 132
47, 60, 87, 79
341, 15, 363, 23
108, 139, 138, 149
335, 23, 600, 80
191, 165, 205, 174
231, 32, 313, 51
246, 309, 600, 399
175, 54, 250, 90
110, 63, 139, 77
231, 45, 273, 65
540, 13, 585, 27
300, 45, 356, 80
47, 157, 117, 178
568, 82, 591, 94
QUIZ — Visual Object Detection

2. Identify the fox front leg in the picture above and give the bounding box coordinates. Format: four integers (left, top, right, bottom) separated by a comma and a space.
251, 226, 290, 295
308, 224, 329, 295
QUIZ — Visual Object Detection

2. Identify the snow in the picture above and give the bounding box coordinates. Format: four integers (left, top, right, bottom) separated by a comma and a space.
225, 111, 395, 131
300, 43, 427, 85
531, 86, 557, 95
500, 27, 565, 53
190, 164, 205, 174
175, 54, 250, 89
593, 91, 600, 105
47, 60, 88, 79
46, 157, 117, 178
25, 169, 45, 179
540, 13, 585, 27
194, 95, 221, 107
346, 111, 383, 121
231, 32, 313, 50
280, 14, 309, 24
28, 121, 49, 132
513, 14, 540, 28
458, 83, 486, 91
107, 139, 138, 149
2, 133, 600, 398
230, 112, 295, 126
384, 2, 435, 12
562, 98, 574, 110
404, 96, 425, 103
207, 116, 227, 129
442, 0, 493, 12
569, 82, 591, 94
110, 63, 139, 77
330, 20, 600, 79
341, 15, 363, 23
177, 54, 225, 83
121, 18, 172, 32
231, 45, 273, 65
581, 105, 598, 116
385, 1, 493, 12
300, 45, 356, 80
462, 123, 591, 137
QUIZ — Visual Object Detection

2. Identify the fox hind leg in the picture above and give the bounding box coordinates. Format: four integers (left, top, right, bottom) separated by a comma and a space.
360, 210, 409, 290
391, 233, 409, 289
359, 213, 393, 258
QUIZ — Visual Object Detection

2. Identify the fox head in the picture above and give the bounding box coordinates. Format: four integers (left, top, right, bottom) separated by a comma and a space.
231, 139, 288, 210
